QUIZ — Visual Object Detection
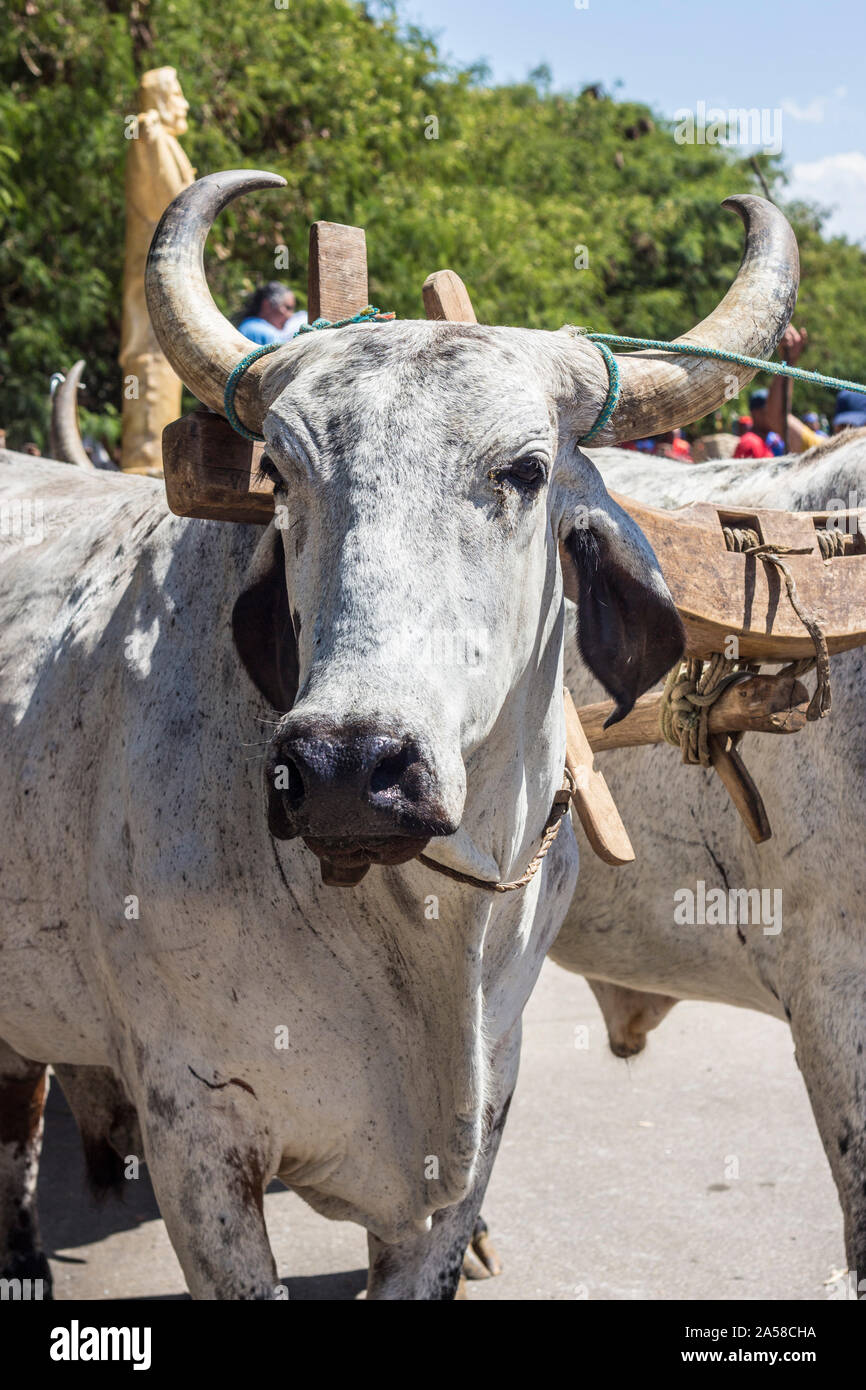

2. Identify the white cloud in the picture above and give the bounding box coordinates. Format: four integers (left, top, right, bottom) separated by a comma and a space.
781, 88, 848, 123
786, 151, 866, 243
781, 97, 826, 123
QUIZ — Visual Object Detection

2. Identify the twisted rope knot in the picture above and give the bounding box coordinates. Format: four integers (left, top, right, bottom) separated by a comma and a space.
660, 654, 753, 766
418, 764, 577, 893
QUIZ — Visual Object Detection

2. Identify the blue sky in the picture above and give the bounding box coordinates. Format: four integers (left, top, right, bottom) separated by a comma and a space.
403, 0, 866, 242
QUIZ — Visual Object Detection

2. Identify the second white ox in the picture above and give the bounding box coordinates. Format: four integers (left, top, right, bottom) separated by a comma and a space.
0, 171, 797, 1299
553, 433, 866, 1286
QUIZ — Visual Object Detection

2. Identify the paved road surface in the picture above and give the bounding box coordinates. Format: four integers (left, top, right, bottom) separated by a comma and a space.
38, 963, 842, 1301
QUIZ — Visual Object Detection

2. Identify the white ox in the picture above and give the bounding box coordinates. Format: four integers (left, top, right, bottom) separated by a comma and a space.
0, 171, 795, 1299
551, 433, 866, 1285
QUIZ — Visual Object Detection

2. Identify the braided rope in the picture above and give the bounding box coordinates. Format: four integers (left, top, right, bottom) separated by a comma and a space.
659, 655, 754, 766
578, 341, 620, 444
418, 766, 577, 893
561, 327, 866, 447
660, 516, 838, 758
223, 341, 283, 442
814, 527, 849, 560
294, 304, 396, 336
579, 332, 866, 397
722, 526, 832, 719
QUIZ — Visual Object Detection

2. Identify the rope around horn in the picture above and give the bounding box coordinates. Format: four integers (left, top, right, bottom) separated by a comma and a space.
564, 327, 866, 446
223, 307, 397, 442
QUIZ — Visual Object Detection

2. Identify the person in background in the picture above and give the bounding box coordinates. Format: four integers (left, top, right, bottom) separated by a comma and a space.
733, 396, 776, 459
802, 411, 828, 439
832, 389, 866, 433
237, 283, 307, 344
669, 427, 693, 461
758, 326, 824, 452
650, 428, 692, 460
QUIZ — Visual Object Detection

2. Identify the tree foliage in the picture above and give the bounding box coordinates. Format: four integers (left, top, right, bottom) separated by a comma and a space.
1, 0, 864, 449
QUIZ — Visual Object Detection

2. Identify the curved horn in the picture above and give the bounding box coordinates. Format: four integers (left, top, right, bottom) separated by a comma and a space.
49, 360, 94, 469
589, 196, 799, 443
145, 169, 288, 434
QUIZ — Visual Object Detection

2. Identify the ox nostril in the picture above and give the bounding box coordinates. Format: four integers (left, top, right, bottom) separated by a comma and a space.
369, 741, 423, 800
278, 756, 305, 808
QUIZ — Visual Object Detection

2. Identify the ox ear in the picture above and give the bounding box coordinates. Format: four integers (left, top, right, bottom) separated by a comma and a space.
232, 523, 299, 712
560, 461, 685, 727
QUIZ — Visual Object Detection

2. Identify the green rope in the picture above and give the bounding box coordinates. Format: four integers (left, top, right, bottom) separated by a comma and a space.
571, 327, 866, 446
583, 332, 866, 395
224, 342, 282, 442
578, 341, 620, 444
223, 306, 397, 442
295, 304, 396, 336
228, 316, 866, 447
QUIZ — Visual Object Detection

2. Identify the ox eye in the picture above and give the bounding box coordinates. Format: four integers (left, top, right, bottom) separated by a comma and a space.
493, 456, 547, 491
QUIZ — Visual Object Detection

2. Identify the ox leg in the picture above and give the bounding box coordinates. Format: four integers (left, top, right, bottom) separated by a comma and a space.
0, 1037, 52, 1296
134, 1072, 280, 1300
52, 1064, 141, 1200
366, 1091, 513, 1301
786, 972, 866, 1286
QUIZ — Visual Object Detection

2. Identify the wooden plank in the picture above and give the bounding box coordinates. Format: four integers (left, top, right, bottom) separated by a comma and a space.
563, 689, 635, 866
422, 270, 477, 323
162, 408, 274, 523
709, 736, 772, 843
578, 673, 810, 753
609, 493, 866, 660
308, 222, 368, 323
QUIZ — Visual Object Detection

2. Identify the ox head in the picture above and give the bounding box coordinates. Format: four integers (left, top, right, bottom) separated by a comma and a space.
146, 172, 798, 883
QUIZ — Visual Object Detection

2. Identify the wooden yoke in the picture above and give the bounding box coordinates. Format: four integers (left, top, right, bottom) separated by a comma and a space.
162, 219, 369, 521
608, 495, 866, 661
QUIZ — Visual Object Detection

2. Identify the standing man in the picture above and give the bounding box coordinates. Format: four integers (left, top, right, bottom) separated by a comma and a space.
119, 67, 194, 476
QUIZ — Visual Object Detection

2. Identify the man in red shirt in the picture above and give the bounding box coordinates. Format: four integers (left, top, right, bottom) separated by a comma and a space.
733, 421, 773, 458
732, 413, 772, 458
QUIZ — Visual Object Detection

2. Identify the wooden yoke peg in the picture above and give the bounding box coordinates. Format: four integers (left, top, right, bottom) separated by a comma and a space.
563, 689, 635, 867
308, 221, 369, 322
162, 218, 370, 522
422, 270, 477, 323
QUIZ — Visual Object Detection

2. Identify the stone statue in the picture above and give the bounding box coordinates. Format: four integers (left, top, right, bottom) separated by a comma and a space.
119, 67, 194, 475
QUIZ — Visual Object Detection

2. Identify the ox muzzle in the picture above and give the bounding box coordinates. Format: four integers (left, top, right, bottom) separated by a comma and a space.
266, 716, 459, 884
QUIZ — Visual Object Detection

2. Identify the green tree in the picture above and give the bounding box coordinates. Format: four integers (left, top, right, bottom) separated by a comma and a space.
1, 0, 863, 450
